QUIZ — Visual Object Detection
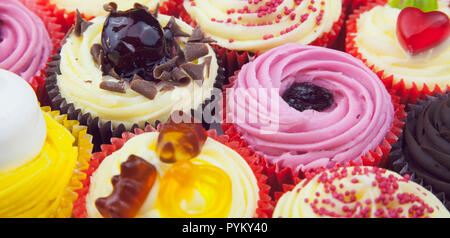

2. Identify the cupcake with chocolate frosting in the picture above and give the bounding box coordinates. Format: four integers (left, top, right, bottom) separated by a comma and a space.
390, 92, 450, 210
46, 4, 223, 150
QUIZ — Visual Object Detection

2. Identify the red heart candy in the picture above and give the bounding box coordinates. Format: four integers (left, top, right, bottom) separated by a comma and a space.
397, 7, 450, 55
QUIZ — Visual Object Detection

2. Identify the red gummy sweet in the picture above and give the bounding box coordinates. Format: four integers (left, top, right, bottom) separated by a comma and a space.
397, 7, 450, 55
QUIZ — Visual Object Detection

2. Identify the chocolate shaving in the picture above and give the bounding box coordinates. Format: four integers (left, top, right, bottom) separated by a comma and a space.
103, 2, 118, 13
74, 10, 93, 37
166, 17, 190, 37
90, 44, 104, 65
99, 81, 126, 93
152, 3, 160, 18
184, 43, 209, 62
153, 56, 178, 80
133, 3, 149, 11
188, 27, 216, 43
61, 27, 74, 45
130, 76, 158, 100
180, 62, 204, 82
171, 67, 191, 86
203, 56, 212, 78
173, 41, 186, 64
108, 68, 120, 80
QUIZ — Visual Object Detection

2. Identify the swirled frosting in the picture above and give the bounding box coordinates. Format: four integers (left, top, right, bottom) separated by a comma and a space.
0, 69, 46, 173
226, 43, 394, 172
86, 132, 259, 218
50, 0, 164, 16
353, 2, 450, 90
0, 0, 52, 83
56, 14, 218, 129
0, 69, 79, 217
184, 0, 342, 52
273, 166, 450, 218
402, 93, 450, 196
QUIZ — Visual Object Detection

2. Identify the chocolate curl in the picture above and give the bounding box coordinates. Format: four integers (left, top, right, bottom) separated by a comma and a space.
166, 17, 190, 37
170, 67, 191, 86
90, 44, 104, 66
74, 10, 93, 37
99, 81, 126, 93
103, 2, 118, 13
130, 75, 158, 100
188, 27, 217, 44
184, 43, 209, 62
180, 62, 205, 83
153, 56, 178, 80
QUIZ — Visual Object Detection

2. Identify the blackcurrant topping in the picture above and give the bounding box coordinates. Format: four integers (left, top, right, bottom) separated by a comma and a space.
282, 82, 334, 112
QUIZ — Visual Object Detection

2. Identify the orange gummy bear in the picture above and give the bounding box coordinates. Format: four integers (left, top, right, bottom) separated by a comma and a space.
95, 155, 157, 218
157, 160, 232, 218
156, 112, 207, 163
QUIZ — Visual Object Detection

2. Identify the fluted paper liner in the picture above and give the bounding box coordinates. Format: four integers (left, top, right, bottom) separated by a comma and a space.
73, 126, 274, 218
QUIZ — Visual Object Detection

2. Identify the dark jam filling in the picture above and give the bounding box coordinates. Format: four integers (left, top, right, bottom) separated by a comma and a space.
282, 82, 334, 112
101, 8, 172, 82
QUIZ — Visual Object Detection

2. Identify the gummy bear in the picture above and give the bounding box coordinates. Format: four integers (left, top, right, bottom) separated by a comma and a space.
95, 155, 157, 218
156, 112, 207, 163
156, 160, 232, 218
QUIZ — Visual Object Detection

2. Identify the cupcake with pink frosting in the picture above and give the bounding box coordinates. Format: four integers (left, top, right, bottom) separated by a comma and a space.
0, 0, 63, 99
224, 43, 405, 175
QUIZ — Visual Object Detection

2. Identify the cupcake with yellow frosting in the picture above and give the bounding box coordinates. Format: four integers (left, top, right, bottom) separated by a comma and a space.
42, 0, 166, 32
346, 0, 450, 104
46, 5, 223, 150
73, 112, 272, 218
272, 166, 450, 218
0, 69, 93, 218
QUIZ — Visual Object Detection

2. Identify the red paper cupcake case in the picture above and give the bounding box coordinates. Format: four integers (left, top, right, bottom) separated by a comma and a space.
73, 125, 274, 218
161, 0, 347, 77
18, 0, 65, 103
221, 70, 407, 217
345, 1, 449, 105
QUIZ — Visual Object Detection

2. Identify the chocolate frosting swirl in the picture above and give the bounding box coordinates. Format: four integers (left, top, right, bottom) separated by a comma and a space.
402, 93, 450, 196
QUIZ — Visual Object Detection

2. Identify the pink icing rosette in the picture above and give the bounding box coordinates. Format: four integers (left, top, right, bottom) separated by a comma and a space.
0, 0, 52, 88
224, 43, 403, 175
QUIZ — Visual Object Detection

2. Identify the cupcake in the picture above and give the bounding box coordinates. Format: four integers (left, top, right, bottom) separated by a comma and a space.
45, 0, 165, 32
0, 69, 93, 218
272, 166, 450, 218
46, 5, 223, 150
0, 0, 62, 99
73, 112, 271, 218
224, 43, 405, 174
346, 0, 450, 104
390, 92, 450, 210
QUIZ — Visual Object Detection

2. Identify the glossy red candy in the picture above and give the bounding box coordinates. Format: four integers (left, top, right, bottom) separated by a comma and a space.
397, 7, 450, 55
95, 155, 157, 218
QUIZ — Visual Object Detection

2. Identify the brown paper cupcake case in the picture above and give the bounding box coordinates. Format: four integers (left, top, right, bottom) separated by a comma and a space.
45, 52, 226, 152
388, 93, 450, 211
345, 0, 449, 104
73, 125, 274, 218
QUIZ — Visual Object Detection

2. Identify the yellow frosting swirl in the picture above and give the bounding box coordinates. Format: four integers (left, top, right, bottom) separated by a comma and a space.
0, 112, 78, 218
57, 14, 218, 129
86, 132, 259, 218
273, 166, 450, 218
354, 2, 450, 90
184, 0, 342, 52
50, 0, 164, 16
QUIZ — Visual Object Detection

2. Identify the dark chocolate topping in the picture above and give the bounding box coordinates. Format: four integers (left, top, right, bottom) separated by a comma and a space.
402, 93, 450, 195
282, 82, 334, 112
99, 81, 126, 93
130, 76, 157, 100
74, 10, 93, 37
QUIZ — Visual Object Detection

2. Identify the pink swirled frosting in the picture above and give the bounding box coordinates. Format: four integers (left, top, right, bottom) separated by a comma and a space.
0, 0, 52, 83
226, 43, 394, 172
